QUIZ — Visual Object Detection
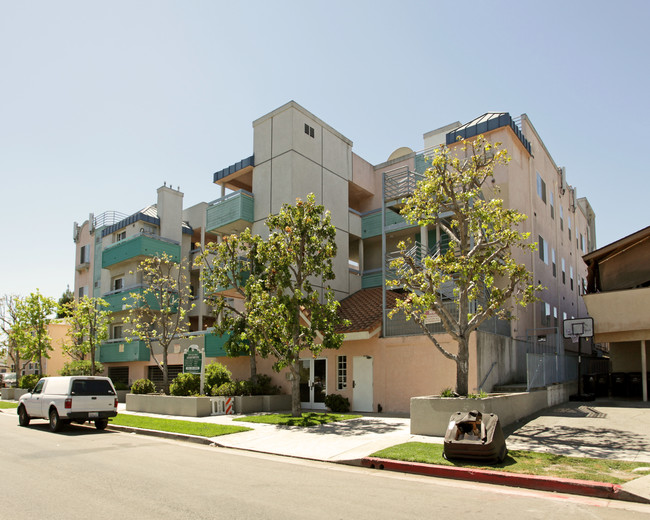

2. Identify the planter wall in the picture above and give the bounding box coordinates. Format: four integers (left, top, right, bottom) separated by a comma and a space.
1, 388, 28, 401
411, 381, 577, 436
126, 394, 213, 417
125, 393, 292, 416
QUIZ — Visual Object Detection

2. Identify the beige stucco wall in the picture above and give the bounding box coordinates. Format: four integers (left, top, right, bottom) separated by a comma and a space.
43, 321, 71, 377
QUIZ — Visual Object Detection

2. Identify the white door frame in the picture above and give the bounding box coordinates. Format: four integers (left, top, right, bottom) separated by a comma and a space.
300, 358, 327, 410
353, 355, 374, 412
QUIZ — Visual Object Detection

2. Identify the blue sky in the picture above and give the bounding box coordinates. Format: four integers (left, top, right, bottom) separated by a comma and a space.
1, 0, 648, 300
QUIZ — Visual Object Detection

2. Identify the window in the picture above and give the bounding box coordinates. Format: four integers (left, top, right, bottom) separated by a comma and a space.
568, 216, 572, 241
337, 356, 347, 390
78, 286, 88, 299
580, 233, 584, 252
553, 307, 558, 328
538, 235, 548, 264
32, 380, 45, 395
116, 231, 126, 242
560, 207, 564, 231
112, 276, 124, 291
304, 123, 315, 138
549, 192, 555, 219
112, 325, 123, 339
541, 302, 551, 327
561, 258, 566, 284
108, 366, 130, 386
552, 248, 557, 277
570, 266, 574, 290
79, 244, 89, 264
536, 173, 546, 203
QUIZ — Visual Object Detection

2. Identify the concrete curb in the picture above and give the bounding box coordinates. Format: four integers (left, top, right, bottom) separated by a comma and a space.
361, 457, 650, 504
106, 424, 217, 446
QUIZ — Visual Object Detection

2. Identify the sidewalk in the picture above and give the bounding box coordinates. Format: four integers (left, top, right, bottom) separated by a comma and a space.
112, 399, 650, 504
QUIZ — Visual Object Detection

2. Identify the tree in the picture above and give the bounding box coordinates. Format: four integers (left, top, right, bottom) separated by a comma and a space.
196, 228, 263, 383
388, 136, 541, 396
56, 287, 74, 318
123, 253, 193, 393
0, 295, 22, 374
63, 296, 112, 375
245, 194, 348, 417
13, 290, 57, 375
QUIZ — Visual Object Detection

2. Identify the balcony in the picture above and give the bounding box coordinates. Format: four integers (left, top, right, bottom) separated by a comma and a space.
99, 340, 150, 363
206, 190, 254, 235
102, 234, 181, 269
384, 167, 424, 205
361, 210, 413, 239
102, 286, 162, 313
204, 330, 246, 358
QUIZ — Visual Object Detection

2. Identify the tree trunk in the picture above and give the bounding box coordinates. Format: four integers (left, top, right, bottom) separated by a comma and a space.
90, 342, 96, 376
249, 344, 258, 383
290, 361, 301, 418
456, 335, 470, 396
162, 348, 169, 394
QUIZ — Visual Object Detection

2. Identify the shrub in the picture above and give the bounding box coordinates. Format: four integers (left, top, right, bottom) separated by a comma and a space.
19, 373, 45, 389
113, 381, 130, 391
439, 388, 457, 398
251, 374, 281, 396
212, 380, 250, 396
467, 390, 489, 399
59, 360, 104, 376
170, 373, 201, 396
324, 393, 350, 413
131, 378, 156, 394
203, 362, 232, 394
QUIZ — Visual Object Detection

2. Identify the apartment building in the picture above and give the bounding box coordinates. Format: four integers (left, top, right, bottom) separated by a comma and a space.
73, 101, 596, 413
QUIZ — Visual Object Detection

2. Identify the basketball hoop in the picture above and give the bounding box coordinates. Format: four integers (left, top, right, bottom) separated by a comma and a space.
569, 334, 579, 344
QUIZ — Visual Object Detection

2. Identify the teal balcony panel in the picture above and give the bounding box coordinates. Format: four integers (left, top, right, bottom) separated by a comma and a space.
362, 210, 413, 239
103, 287, 162, 313
206, 190, 254, 235
361, 269, 383, 289
102, 235, 181, 269
99, 340, 150, 363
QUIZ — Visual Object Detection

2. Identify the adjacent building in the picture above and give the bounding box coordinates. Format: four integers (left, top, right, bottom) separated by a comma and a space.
73, 101, 597, 412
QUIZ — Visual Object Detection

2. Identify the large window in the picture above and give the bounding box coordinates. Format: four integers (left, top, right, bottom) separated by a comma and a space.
549, 192, 555, 219
536, 173, 547, 203
570, 266, 574, 290
552, 248, 557, 277
538, 235, 548, 264
561, 258, 566, 284
337, 356, 347, 390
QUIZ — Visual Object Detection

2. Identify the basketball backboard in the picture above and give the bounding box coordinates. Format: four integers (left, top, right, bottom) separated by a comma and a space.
563, 317, 594, 338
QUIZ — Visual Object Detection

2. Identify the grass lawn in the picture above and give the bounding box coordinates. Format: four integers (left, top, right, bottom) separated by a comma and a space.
371, 442, 650, 485
233, 412, 362, 427
0, 401, 19, 409
109, 414, 252, 437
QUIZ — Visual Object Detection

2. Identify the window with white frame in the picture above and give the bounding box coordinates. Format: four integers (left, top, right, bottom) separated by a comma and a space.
78, 286, 88, 299
561, 258, 566, 284
570, 266, 574, 290
552, 248, 556, 277
568, 215, 572, 241
115, 230, 126, 243
337, 356, 347, 390
560, 207, 564, 231
538, 235, 548, 264
580, 233, 584, 252
112, 324, 123, 339
112, 276, 124, 292
549, 192, 555, 219
536, 173, 547, 203
79, 244, 89, 264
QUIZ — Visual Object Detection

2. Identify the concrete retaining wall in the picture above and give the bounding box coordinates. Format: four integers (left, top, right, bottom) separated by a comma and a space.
411, 381, 576, 436
126, 394, 213, 417
1, 388, 28, 401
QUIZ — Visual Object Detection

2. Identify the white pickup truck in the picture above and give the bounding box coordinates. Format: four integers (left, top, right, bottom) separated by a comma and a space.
17, 376, 118, 432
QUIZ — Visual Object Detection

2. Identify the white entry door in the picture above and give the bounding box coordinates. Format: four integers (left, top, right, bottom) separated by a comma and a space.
353, 356, 373, 412
300, 358, 327, 410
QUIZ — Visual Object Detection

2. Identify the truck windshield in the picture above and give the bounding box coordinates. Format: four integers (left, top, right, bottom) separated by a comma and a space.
71, 380, 115, 396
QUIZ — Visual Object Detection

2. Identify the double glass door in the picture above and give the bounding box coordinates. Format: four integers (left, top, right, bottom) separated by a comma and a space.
300, 358, 327, 409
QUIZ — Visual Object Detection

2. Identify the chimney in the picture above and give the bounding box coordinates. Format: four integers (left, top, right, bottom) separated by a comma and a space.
157, 185, 184, 243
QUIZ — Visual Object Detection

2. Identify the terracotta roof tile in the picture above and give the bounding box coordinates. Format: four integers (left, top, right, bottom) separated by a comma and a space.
336, 287, 403, 333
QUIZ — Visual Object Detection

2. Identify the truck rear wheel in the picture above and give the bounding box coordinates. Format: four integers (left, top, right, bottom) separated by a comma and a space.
18, 405, 30, 427
49, 408, 62, 432
95, 419, 108, 430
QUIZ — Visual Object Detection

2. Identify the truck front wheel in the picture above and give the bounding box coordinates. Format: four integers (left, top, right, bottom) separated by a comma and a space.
18, 405, 30, 427
49, 408, 62, 432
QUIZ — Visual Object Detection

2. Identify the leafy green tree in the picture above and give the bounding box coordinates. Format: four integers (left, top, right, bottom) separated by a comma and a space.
196, 229, 263, 382
13, 290, 57, 375
123, 254, 193, 393
56, 287, 74, 318
0, 295, 22, 374
388, 136, 541, 396
59, 359, 104, 376
63, 296, 112, 375
246, 194, 348, 417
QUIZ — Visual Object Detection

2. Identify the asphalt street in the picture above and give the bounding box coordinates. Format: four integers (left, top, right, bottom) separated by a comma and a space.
2, 413, 650, 520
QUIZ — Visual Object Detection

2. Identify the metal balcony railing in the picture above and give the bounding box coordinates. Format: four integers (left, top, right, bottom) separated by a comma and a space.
384, 167, 424, 203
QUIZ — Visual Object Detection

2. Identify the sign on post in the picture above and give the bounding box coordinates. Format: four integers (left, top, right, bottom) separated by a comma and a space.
184, 345, 203, 375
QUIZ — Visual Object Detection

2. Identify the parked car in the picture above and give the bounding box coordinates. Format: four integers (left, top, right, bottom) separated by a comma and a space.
17, 376, 118, 432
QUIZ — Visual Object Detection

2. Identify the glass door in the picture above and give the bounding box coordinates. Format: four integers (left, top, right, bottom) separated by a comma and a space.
299, 358, 327, 409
